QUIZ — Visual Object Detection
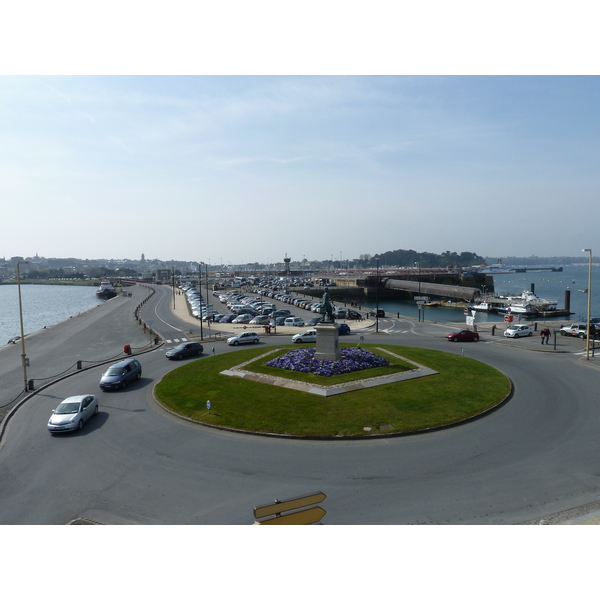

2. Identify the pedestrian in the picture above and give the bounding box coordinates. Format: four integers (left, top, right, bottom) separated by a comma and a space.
544, 328, 551, 345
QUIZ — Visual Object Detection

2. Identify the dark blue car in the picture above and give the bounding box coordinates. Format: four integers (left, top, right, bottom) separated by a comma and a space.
99, 358, 142, 391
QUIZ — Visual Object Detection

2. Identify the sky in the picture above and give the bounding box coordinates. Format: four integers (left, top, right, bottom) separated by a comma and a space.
2, 5, 600, 267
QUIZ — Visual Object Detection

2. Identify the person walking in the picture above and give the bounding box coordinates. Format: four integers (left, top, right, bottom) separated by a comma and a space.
540, 328, 546, 344
544, 328, 551, 345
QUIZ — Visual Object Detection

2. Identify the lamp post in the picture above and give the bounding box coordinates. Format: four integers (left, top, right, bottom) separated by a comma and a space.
376, 257, 379, 333
16, 261, 30, 393
583, 249, 593, 360
198, 262, 203, 341
205, 262, 210, 330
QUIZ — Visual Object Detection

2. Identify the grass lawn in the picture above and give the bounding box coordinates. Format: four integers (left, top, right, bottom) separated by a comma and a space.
154, 343, 511, 438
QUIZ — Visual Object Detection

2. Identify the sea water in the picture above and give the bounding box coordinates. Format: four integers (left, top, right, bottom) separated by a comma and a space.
0, 284, 104, 345
370, 264, 600, 324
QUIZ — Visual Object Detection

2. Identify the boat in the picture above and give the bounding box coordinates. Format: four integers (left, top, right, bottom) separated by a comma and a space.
470, 260, 516, 275
96, 279, 118, 299
494, 290, 557, 317
468, 301, 499, 313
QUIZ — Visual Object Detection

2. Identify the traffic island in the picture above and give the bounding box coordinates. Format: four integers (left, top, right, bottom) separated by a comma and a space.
154, 343, 511, 438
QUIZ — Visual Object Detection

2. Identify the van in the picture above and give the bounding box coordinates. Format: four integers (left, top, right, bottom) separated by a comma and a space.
284, 317, 304, 327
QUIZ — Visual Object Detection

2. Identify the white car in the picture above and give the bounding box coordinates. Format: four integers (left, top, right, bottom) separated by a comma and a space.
504, 325, 533, 338
227, 331, 260, 346
284, 316, 304, 327
292, 329, 317, 343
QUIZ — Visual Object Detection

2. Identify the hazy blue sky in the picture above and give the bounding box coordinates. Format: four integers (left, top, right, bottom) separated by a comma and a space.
2, 75, 599, 264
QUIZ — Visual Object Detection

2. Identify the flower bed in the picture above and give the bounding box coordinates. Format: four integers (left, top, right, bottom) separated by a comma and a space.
265, 347, 390, 377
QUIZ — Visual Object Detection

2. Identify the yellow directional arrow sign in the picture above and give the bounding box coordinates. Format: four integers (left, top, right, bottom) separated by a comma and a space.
255, 506, 326, 525
253, 492, 326, 519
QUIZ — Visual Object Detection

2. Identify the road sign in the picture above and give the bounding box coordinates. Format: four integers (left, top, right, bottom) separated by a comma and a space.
206, 400, 211, 410
256, 506, 326, 525
254, 491, 326, 524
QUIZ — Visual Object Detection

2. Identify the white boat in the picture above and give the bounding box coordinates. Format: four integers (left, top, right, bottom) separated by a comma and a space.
495, 290, 557, 317
468, 301, 499, 313
96, 279, 117, 299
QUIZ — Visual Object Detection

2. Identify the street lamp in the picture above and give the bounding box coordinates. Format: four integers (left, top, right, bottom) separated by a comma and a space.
16, 261, 30, 393
583, 249, 592, 360
376, 258, 379, 333
198, 262, 204, 341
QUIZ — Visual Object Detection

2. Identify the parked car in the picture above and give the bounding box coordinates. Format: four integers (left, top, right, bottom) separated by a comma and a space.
48, 394, 99, 433
227, 331, 260, 346
292, 329, 317, 343
306, 316, 323, 326
272, 309, 292, 317
165, 342, 204, 360
504, 325, 533, 338
270, 316, 288, 326
249, 315, 271, 325
337, 323, 351, 335
99, 358, 142, 391
220, 314, 236, 323
284, 316, 304, 327
446, 329, 479, 342
232, 314, 254, 324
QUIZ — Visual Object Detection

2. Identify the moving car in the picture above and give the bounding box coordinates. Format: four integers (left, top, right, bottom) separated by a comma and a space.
337, 323, 351, 335
292, 329, 317, 343
559, 322, 599, 338
227, 331, 260, 346
504, 325, 533, 338
48, 394, 99, 433
99, 358, 142, 391
165, 342, 204, 360
446, 329, 480, 342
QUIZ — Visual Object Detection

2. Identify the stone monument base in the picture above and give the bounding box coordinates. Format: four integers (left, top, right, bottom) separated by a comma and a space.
314, 322, 341, 362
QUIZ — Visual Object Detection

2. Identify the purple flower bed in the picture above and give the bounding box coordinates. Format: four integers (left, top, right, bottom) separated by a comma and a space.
265, 347, 390, 377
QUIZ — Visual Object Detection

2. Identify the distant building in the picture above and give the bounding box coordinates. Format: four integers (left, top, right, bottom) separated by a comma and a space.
156, 269, 172, 282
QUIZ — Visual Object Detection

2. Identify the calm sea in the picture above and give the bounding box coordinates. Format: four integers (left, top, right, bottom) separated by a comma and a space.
372, 264, 600, 323
0, 284, 103, 345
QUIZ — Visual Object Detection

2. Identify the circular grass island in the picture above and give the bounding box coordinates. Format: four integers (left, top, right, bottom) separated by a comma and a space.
154, 343, 511, 439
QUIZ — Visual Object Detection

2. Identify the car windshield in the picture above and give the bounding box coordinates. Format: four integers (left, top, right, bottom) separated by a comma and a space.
55, 402, 80, 414
174, 343, 187, 350
106, 366, 126, 376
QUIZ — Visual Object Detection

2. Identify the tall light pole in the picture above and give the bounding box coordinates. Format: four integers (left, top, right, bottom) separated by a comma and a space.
583, 249, 593, 360
376, 257, 380, 333
198, 262, 204, 341
16, 261, 30, 393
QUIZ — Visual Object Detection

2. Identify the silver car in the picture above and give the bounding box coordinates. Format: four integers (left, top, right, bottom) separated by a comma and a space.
504, 325, 533, 338
227, 331, 260, 346
48, 394, 99, 433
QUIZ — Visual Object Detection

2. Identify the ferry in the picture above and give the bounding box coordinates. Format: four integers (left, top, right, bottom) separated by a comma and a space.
96, 279, 117, 299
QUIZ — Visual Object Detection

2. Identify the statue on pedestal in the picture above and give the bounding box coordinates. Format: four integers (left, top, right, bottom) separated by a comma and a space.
320, 288, 335, 323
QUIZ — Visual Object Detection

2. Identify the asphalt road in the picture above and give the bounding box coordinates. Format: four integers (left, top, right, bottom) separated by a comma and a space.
1, 284, 600, 524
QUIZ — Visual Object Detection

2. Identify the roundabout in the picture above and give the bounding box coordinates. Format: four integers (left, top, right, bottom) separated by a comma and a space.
154, 343, 511, 438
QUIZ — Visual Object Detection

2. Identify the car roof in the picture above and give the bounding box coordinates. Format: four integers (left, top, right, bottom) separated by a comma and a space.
112, 358, 137, 366
61, 395, 91, 403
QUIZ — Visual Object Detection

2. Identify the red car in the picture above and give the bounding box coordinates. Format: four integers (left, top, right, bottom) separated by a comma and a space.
446, 329, 479, 342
